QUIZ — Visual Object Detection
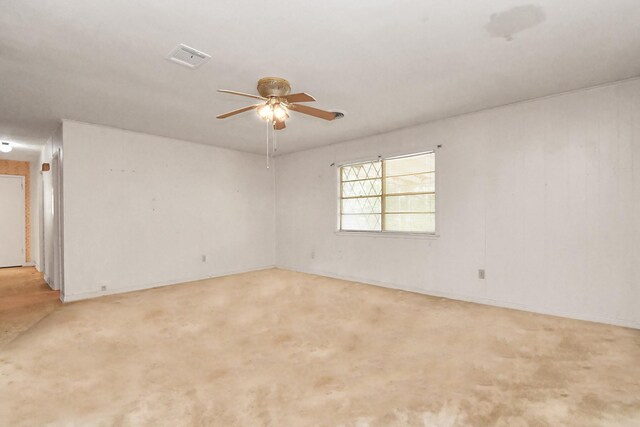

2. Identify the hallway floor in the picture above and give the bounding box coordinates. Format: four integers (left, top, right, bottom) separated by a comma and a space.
0, 266, 60, 347
1, 269, 639, 426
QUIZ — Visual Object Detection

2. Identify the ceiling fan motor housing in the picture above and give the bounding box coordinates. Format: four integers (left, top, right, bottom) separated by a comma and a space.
257, 77, 291, 98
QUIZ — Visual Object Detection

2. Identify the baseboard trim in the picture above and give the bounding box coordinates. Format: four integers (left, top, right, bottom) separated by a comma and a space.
61, 265, 276, 302
276, 265, 640, 330
42, 274, 58, 291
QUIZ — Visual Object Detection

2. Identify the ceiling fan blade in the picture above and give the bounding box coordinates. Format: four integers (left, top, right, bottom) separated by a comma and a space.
218, 89, 267, 101
274, 120, 286, 130
289, 104, 337, 121
281, 92, 316, 103
216, 104, 261, 119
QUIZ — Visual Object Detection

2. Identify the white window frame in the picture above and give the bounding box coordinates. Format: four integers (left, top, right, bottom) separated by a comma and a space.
335, 150, 439, 238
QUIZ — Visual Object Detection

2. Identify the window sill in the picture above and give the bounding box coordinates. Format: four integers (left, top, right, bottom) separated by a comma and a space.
334, 230, 440, 240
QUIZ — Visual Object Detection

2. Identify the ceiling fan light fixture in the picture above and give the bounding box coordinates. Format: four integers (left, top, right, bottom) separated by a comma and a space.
273, 105, 288, 121
257, 104, 273, 121
218, 77, 342, 168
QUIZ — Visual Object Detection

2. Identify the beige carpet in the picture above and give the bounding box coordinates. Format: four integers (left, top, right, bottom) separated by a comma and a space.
1, 268, 639, 426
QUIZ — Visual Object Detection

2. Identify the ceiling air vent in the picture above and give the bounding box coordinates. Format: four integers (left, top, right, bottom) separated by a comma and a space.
166, 44, 211, 69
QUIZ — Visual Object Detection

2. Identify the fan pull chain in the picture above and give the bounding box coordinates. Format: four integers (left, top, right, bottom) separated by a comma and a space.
266, 119, 270, 169
273, 122, 277, 152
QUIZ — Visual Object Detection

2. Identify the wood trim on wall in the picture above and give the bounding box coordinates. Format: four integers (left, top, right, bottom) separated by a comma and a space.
0, 160, 31, 263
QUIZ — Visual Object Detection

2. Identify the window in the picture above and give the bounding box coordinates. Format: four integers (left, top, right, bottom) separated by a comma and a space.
339, 152, 436, 234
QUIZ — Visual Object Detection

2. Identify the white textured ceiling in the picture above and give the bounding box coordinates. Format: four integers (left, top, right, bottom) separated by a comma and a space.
1, 0, 639, 156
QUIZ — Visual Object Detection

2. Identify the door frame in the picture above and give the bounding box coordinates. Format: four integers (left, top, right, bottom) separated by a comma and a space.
52, 149, 64, 295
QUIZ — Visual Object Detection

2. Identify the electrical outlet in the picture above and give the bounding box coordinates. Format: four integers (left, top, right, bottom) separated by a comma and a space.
202, 255, 207, 262
478, 269, 485, 280
101, 285, 107, 291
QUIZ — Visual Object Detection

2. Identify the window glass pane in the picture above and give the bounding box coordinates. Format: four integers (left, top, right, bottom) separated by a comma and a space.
341, 161, 382, 181
384, 173, 434, 195
341, 179, 382, 198
384, 213, 435, 233
342, 197, 381, 214
341, 214, 381, 231
385, 194, 435, 213
385, 152, 434, 177
339, 152, 436, 234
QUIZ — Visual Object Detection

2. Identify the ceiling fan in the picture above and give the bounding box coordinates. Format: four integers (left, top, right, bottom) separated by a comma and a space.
216, 77, 340, 130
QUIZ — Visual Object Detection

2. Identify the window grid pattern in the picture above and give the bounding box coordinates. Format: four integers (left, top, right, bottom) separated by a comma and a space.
340, 161, 382, 231
339, 152, 435, 233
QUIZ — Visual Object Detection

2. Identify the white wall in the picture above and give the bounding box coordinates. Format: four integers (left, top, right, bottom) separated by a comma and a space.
39, 124, 62, 289
40, 143, 53, 281
29, 160, 41, 269
62, 121, 275, 301
275, 78, 640, 329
